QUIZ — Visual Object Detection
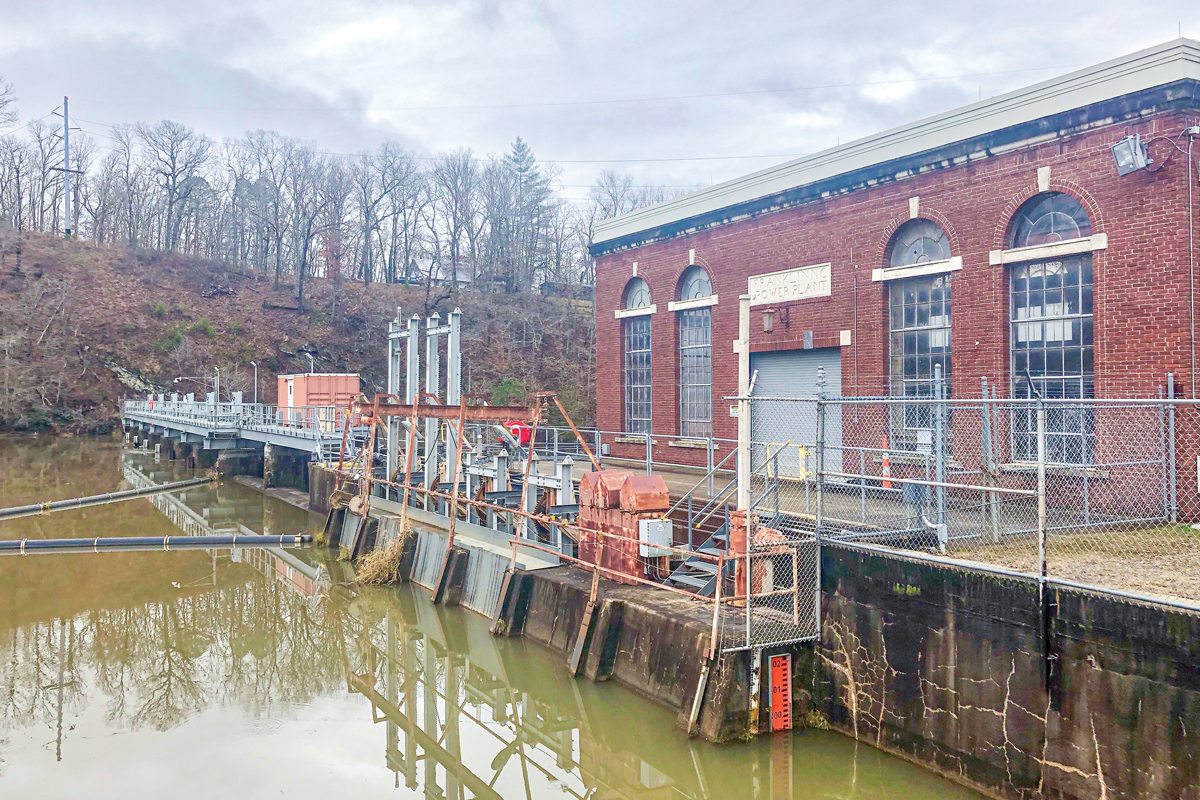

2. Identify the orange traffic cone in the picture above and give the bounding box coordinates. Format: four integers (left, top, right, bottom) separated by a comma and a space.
881, 435, 892, 489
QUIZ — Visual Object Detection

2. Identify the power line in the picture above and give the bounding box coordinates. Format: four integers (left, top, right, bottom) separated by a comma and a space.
72, 116, 807, 164
0, 106, 63, 137
73, 64, 1081, 113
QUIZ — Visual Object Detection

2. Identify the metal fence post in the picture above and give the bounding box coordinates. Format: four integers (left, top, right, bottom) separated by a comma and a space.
1037, 398, 1047, 580
707, 436, 715, 497
1168, 373, 1178, 524
934, 363, 947, 527
859, 447, 866, 523
981, 377, 1002, 544
688, 494, 694, 549
816, 397, 826, 537
814, 396, 826, 642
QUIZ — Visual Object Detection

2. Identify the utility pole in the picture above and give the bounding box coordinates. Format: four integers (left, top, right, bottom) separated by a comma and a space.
50, 97, 82, 238
63, 96, 70, 238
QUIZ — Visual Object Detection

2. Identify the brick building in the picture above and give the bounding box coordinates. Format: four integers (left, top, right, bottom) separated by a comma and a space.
589, 39, 1200, 467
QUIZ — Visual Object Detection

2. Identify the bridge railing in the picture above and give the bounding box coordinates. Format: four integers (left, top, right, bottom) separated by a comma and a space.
240, 404, 343, 438
122, 399, 344, 439
123, 399, 237, 428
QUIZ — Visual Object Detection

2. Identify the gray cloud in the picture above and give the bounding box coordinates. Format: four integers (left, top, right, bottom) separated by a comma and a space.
1, 0, 1197, 195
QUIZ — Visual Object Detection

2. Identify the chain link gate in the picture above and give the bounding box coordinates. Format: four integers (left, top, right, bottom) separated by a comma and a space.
721, 396, 823, 652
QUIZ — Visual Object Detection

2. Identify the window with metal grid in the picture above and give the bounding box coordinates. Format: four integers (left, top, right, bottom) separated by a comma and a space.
679, 307, 712, 438
889, 273, 952, 430
623, 315, 652, 434
1010, 255, 1095, 462
1008, 192, 1092, 249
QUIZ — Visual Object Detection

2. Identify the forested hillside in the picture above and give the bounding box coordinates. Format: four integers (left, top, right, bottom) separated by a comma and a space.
0, 231, 596, 433
0, 75, 684, 435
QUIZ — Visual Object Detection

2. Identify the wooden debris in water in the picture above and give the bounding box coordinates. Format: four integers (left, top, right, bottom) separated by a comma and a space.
353, 524, 413, 585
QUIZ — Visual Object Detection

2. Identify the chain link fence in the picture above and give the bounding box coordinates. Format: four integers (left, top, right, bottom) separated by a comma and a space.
744, 377, 1200, 610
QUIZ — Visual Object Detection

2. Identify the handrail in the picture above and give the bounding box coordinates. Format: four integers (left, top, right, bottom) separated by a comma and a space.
660, 447, 738, 520
692, 478, 739, 530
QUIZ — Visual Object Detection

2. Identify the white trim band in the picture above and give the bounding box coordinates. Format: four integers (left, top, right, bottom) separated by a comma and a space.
668, 295, 719, 312
872, 256, 963, 282
614, 304, 657, 319
989, 233, 1107, 265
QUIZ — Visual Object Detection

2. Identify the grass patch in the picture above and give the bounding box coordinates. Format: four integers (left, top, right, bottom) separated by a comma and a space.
154, 326, 184, 353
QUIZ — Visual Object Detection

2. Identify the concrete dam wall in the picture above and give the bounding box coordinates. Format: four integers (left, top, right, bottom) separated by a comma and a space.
816, 544, 1200, 800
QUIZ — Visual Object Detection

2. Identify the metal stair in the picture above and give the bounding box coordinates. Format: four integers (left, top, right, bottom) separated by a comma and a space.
663, 457, 796, 596
665, 522, 734, 596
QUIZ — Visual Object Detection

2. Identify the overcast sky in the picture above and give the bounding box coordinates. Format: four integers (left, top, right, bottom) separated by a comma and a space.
1, 0, 1198, 200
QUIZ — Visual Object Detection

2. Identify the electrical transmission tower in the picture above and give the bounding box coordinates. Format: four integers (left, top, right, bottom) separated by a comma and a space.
49, 96, 83, 238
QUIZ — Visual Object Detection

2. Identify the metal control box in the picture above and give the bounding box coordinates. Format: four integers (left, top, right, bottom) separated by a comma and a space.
638, 518, 673, 557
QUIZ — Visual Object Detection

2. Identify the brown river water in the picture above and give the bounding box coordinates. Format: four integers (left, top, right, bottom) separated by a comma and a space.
0, 437, 983, 799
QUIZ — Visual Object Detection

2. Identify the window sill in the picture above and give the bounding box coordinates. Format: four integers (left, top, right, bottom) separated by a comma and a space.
999, 462, 1109, 478
871, 256, 962, 282
667, 295, 718, 312
614, 435, 654, 444
614, 304, 656, 319
668, 439, 719, 450
989, 234, 1107, 265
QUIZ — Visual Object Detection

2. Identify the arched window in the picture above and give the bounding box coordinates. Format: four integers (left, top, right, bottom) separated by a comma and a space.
1008, 192, 1092, 249
889, 219, 951, 267
622, 279, 652, 434
679, 268, 712, 300
625, 277, 651, 309
1008, 193, 1095, 462
887, 220, 952, 428
677, 267, 713, 438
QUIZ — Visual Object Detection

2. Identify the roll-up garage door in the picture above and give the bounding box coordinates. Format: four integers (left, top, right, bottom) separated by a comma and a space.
750, 348, 843, 476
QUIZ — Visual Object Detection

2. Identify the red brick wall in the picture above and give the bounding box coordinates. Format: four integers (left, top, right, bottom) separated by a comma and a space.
595, 110, 1200, 465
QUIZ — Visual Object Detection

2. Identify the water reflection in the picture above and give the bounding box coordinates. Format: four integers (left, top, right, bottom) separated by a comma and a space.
0, 439, 980, 798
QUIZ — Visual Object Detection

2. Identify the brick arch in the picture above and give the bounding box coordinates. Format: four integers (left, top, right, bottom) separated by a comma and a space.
675, 257, 717, 300
875, 208, 962, 267
621, 273, 659, 307
991, 180, 1106, 250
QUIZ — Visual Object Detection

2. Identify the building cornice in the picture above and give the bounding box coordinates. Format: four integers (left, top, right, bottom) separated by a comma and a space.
590, 39, 1200, 257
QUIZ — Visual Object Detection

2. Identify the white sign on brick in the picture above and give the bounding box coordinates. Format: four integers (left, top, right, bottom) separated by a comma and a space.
748, 262, 832, 306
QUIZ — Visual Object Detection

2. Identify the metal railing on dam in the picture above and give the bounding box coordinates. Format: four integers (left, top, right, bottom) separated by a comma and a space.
122, 398, 351, 460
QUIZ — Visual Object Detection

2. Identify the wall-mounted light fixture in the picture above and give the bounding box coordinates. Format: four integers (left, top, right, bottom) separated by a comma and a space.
762, 307, 790, 334
1112, 134, 1151, 176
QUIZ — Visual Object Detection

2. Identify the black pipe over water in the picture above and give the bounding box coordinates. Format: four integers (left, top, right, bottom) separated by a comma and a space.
0, 534, 312, 555
0, 476, 216, 521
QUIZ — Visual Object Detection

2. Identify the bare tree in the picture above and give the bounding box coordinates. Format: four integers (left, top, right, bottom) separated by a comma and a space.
378, 148, 426, 285
0, 69, 648, 298
244, 130, 292, 289
0, 76, 15, 129
135, 120, 212, 250
430, 149, 481, 291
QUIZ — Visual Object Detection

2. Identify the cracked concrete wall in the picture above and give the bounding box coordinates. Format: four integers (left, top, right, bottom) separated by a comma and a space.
817, 545, 1200, 800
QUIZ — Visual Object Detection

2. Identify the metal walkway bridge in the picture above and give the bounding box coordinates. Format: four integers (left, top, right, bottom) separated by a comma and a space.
123, 397, 356, 462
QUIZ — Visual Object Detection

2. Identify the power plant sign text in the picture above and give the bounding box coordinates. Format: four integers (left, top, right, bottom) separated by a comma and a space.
748, 262, 832, 306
